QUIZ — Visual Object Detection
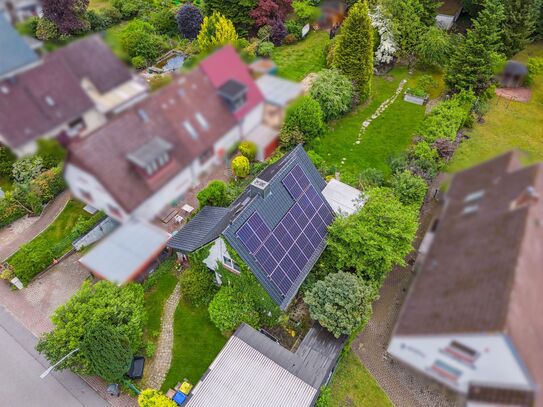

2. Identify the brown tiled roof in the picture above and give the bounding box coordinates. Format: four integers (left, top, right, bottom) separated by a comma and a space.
0, 57, 93, 149
395, 151, 543, 405
48, 35, 132, 94
0, 35, 133, 149
68, 70, 237, 213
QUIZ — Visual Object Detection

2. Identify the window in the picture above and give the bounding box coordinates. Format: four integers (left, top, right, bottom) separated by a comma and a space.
195, 112, 209, 131
183, 120, 199, 140
442, 341, 479, 365
429, 360, 462, 383
464, 190, 485, 203
223, 256, 241, 273
79, 189, 93, 203
199, 147, 214, 165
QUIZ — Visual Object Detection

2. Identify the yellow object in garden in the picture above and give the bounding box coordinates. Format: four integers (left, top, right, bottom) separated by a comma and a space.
180, 381, 193, 395
289, 329, 296, 337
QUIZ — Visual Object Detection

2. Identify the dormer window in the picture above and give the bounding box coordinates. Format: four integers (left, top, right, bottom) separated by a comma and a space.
127, 137, 173, 177
218, 79, 248, 112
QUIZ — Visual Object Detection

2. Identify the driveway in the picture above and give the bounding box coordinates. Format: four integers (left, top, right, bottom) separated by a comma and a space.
0, 190, 71, 262
0, 305, 109, 407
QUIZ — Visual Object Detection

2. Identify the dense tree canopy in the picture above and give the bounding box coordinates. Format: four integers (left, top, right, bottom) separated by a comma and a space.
42, 0, 89, 34
80, 325, 133, 382
391, 170, 428, 206
325, 187, 419, 283
333, 0, 373, 100
281, 96, 324, 144
197, 180, 229, 207
502, 0, 540, 56
204, 0, 257, 35
36, 281, 145, 376
305, 272, 377, 338
250, 0, 292, 27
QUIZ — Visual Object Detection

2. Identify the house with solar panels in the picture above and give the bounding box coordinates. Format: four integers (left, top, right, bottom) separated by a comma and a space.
168, 145, 337, 309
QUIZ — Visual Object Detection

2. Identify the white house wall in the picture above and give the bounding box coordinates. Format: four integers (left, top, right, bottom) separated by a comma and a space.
241, 103, 264, 136
132, 165, 194, 221
388, 333, 533, 394
64, 163, 128, 221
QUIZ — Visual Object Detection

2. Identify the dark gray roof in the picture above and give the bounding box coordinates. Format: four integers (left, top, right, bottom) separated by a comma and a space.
167, 206, 230, 254
218, 79, 247, 101
222, 145, 331, 310
0, 14, 39, 78
126, 136, 173, 168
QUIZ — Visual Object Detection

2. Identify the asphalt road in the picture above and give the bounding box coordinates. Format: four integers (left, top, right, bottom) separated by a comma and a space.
0, 306, 109, 407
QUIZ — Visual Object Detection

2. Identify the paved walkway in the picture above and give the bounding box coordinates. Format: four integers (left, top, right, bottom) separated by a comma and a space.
0, 190, 71, 262
144, 283, 182, 390
353, 182, 463, 407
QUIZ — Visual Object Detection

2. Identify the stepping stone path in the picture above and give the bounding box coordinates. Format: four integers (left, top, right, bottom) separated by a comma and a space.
351, 79, 408, 150
145, 283, 182, 390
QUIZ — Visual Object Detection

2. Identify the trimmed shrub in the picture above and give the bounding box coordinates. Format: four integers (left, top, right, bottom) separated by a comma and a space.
310, 69, 353, 121
176, 3, 203, 40
208, 286, 259, 333
197, 180, 229, 207
179, 267, 218, 307
391, 170, 428, 206
197, 12, 238, 53
281, 95, 324, 141
231, 155, 250, 178
257, 40, 274, 57
239, 141, 257, 161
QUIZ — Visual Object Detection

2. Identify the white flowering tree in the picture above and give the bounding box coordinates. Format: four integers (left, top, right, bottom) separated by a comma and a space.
370, 6, 397, 65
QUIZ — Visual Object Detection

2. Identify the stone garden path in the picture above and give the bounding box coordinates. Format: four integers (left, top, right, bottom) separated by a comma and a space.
145, 283, 182, 390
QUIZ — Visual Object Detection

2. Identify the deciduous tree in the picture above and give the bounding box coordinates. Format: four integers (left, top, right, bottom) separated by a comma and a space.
250, 0, 292, 27
42, 0, 89, 34
176, 3, 203, 40
197, 180, 229, 207
204, 0, 257, 35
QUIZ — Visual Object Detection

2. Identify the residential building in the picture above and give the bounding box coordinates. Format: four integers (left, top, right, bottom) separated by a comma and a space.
168, 146, 338, 310
0, 34, 147, 156
389, 151, 543, 407
0, 13, 40, 79
0, 0, 41, 24
184, 323, 345, 407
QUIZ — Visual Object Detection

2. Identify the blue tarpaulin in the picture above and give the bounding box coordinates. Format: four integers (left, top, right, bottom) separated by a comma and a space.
172, 391, 187, 405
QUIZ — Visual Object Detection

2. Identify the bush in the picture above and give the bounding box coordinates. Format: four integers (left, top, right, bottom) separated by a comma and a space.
0, 147, 15, 178
231, 155, 250, 178
270, 19, 287, 46
131, 56, 147, 69
305, 271, 377, 338
257, 24, 272, 40
359, 168, 385, 189
197, 180, 229, 207
138, 389, 177, 407
119, 20, 167, 64
310, 69, 353, 121
35, 18, 58, 41
12, 156, 43, 184
197, 12, 238, 53
257, 40, 274, 57
292, 0, 320, 24
416, 26, 451, 67
283, 33, 298, 44
282, 95, 324, 141
111, 0, 147, 19
30, 166, 66, 203
285, 18, 303, 39
179, 267, 218, 306
101, 7, 123, 24
208, 286, 259, 333
0, 193, 27, 228
239, 141, 257, 161
17, 16, 39, 37
409, 141, 440, 180
391, 170, 428, 206
176, 3, 203, 39
36, 139, 66, 169
279, 127, 306, 148
148, 74, 172, 91
148, 7, 178, 36
86, 10, 112, 32
418, 96, 472, 143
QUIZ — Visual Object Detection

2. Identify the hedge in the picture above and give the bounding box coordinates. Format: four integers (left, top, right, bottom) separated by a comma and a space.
0, 193, 28, 228
8, 211, 105, 285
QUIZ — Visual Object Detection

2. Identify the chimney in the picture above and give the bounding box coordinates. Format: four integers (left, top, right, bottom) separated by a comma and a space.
250, 178, 270, 199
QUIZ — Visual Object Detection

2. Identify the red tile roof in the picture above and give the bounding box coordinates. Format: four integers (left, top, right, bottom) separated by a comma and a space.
68, 70, 237, 213
199, 45, 264, 121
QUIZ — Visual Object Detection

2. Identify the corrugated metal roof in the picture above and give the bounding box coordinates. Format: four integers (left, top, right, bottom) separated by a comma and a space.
186, 325, 321, 407
167, 206, 230, 253
80, 219, 170, 283
0, 14, 39, 78
256, 74, 303, 107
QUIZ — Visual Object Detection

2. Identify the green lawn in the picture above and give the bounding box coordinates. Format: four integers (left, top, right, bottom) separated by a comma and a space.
89, 0, 110, 10
161, 298, 227, 392
448, 41, 543, 172
144, 260, 179, 338
309, 67, 443, 177
273, 30, 330, 81
328, 351, 393, 407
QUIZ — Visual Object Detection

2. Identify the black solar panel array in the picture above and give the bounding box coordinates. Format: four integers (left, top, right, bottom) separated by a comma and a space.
236, 165, 334, 297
